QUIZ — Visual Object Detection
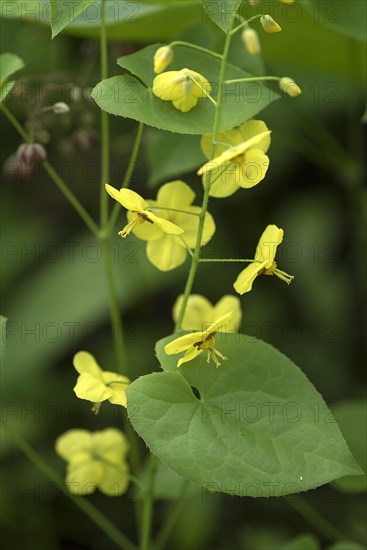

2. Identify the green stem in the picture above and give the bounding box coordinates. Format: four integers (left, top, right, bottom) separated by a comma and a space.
101, 238, 128, 376
168, 40, 222, 59
140, 454, 157, 550
4, 425, 137, 550
147, 206, 200, 217
285, 496, 348, 543
154, 480, 190, 550
225, 76, 280, 85
99, 0, 109, 227
188, 75, 217, 107
199, 258, 256, 263
231, 14, 262, 34
0, 103, 99, 236
0, 102, 30, 141
43, 162, 100, 236
107, 123, 145, 235
175, 17, 235, 332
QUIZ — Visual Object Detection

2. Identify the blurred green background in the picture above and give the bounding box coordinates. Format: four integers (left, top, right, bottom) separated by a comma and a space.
1, 1, 366, 549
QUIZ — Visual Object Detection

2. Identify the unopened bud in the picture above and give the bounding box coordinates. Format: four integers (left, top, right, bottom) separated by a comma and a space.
153, 46, 174, 74
52, 102, 70, 114
3, 154, 33, 180
279, 77, 302, 98
260, 15, 282, 33
16, 143, 47, 166
241, 28, 261, 55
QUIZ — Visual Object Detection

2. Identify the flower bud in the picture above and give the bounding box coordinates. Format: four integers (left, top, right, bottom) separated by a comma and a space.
279, 77, 302, 98
241, 28, 261, 55
260, 14, 282, 33
153, 46, 174, 74
52, 102, 70, 114
3, 154, 33, 180
16, 143, 47, 166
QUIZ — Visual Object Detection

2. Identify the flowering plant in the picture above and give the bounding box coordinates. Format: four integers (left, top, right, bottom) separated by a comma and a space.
1, 0, 365, 549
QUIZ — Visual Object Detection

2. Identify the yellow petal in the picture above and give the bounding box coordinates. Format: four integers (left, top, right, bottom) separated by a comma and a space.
93, 428, 130, 459
213, 296, 242, 332
173, 95, 198, 113
55, 429, 93, 462
105, 185, 147, 212
157, 181, 195, 208
203, 167, 240, 198
73, 373, 111, 403
148, 212, 184, 235
97, 462, 129, 496
177, 346, 202, 367
173, 294, 214, 331
73, 351, 102, 376
165, 332, 204, 355
152, 72, 183, 101
238, 120, 271, 153
237, 149, 270, 189
146, 236, 187, 271
201, 128, 246, 160
233, 261, 265, 295
172, 207, 215, 248
66, 460, 104, 495
198, 131, 271, 175
189, 71, 212, 98
255, 224, 284, 266
101, 372, 130, 407
202, 312, 234, 338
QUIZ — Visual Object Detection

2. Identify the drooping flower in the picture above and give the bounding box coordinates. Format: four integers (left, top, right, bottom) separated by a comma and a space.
55, 428, 129, 496
105, 185, 184, 238
153, 68, 212, 112
241, 28, 261, 55
73, 351, 130, 408
165, 312, 233, 368
131, 180, 215, 271
260, 15, 282, 33
233, 225, 294, 295
173, 294, 242, 332
153, 46, 174, 74
198, 120, 271, 198
279, 77, 302, 98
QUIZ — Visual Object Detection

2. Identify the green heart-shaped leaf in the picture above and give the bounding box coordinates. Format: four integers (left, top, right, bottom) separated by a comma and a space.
126, 333, 362, 497
201, 0, 240, 33
92, 45, 279, 135
0, 53, 24, 104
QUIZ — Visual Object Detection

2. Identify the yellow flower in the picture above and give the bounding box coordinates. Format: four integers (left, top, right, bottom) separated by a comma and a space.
154, 46, 174, 74
55, 428, 129, 496
198, 120, 271, 198
233, 225, 294, 295
132, 180, 215, 271
73, 351, 130, 408
153, 68, 212, 113
105, 185, 183, 238
165, 312, 233, 368
173, 294, 242, 332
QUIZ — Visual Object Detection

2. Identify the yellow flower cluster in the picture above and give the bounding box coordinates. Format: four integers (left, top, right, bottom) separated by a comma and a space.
56, 428, 129, 496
